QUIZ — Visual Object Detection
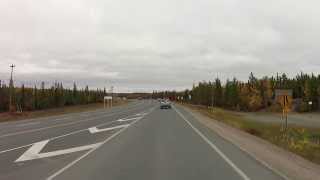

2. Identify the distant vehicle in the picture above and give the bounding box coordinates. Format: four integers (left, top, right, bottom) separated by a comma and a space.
160, 100, 171, 109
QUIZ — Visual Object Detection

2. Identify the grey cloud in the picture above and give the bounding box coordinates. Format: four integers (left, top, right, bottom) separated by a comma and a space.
0, 0, 319, 92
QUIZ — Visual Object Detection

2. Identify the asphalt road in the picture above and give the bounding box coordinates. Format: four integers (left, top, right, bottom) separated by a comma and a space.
0, 100, 284, 180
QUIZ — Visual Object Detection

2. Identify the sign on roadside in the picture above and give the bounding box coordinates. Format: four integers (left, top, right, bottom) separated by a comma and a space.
275, 89, 293, 97
275, 89, 293, 132
104, 96, 113, 108
104, 96, 112, 100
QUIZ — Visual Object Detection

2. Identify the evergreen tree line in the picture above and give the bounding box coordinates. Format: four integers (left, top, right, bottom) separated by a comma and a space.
153, 72, 320, 112
0, 81, 107, 112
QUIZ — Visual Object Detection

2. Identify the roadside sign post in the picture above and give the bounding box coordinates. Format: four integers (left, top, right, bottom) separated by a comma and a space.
104, 96, 113, 109
282, 96, 289, 131
309, 101, 313, 111
275, 90, 292, 133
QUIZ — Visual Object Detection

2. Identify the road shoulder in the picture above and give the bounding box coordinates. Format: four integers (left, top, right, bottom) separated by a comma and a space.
179, 104, 320, 180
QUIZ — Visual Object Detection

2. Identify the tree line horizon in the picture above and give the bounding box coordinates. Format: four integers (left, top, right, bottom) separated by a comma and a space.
153, 72, 320, 112
1, 72, 320, 113
0, 81, 109, 113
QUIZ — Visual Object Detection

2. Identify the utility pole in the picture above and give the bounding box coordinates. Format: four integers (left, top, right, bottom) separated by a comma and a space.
211, 74, 216, 111
211, 83, 214, 108
110, 86, 114, 98
9, 64, 15, 112
110, 86, 114, 107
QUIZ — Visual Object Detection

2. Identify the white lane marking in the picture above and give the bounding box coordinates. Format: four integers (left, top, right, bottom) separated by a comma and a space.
0, 105, 148, 139
0, 144, 33, 154
0, 109, 153, 155
0, 127, 94, 155
88, 124, 130, 134
46, 107, 155, 180
16, 122, 40, 127
15, 139, 102, 162
135, 113, 147, 116
180, 106, 290, 180
117, 117, 141, 122
173, 106, 251, 180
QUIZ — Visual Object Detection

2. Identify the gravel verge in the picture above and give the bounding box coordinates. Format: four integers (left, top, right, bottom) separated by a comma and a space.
180, 104, 320, 180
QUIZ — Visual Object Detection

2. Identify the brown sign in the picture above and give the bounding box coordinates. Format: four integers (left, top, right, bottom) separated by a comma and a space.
275, 89, 293, 97
275, 89, 293, 110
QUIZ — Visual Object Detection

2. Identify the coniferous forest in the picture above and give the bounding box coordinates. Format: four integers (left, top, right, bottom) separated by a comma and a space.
153, 72, 320, 112
0, 81, 106, 113
2, 72, 320, 113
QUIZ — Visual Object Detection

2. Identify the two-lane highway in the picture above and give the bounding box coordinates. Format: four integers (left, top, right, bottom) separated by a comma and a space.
0, 100, 285, 180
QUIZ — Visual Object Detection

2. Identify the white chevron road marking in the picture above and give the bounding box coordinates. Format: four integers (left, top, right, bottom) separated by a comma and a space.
117, 117, 141, 122
15, 140, 102, 162
88, 124, 130, 134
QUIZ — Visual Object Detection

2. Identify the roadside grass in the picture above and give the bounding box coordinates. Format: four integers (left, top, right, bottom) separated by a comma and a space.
0, 100, 129, 123
184, 104, 320, 165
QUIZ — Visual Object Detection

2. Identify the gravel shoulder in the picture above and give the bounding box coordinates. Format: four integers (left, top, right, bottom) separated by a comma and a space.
180, 104, 320, 180
241, 111, 320, 128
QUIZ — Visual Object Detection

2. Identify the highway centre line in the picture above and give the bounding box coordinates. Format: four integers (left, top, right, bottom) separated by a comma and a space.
173, 106, 251, 180
0, 110, 151, 155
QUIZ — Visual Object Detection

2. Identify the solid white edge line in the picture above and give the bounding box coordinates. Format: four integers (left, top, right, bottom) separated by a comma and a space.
179, 105, 290, 180
46, 107, 155, 180
173, 106, 251, 180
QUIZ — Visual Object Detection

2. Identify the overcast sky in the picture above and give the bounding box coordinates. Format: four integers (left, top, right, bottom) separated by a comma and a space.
0, 0, 319, 92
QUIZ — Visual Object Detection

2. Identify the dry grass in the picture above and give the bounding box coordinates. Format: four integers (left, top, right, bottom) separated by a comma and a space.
0, 100, 128, 123
184, 103, 320, 165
